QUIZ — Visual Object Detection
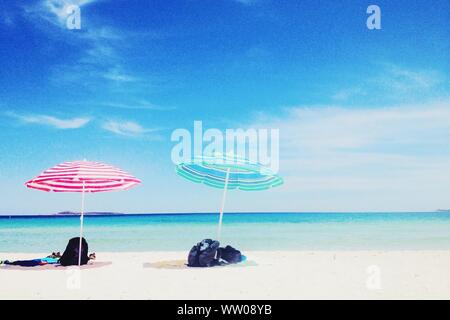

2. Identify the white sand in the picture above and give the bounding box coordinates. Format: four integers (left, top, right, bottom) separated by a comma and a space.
1, 251, 450, 299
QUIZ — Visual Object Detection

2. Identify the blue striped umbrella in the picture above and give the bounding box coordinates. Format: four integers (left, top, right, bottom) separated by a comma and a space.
176, 155, 283, 239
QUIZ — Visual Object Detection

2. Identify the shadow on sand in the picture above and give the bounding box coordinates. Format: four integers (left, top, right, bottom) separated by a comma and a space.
143, 260, 258, 270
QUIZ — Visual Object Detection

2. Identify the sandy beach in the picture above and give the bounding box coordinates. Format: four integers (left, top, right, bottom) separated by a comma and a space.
1, 250, 450, 299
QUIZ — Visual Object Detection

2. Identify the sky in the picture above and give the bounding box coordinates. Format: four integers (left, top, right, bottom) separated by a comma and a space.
0, 0, 449, 214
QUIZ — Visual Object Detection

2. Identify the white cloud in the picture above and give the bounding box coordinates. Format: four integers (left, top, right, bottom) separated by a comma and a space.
6, 112, 91, 129
331, 64, 445, 103
102, 120, 157, 136
368, 64, 445, 100
102, 100, 175, 111
282, 103, 450, 150
249, 99, 450, 189
39, 0, 96, 26
380, 65, 442, 90
23, 1, 142, 87
102, 69, 138, 82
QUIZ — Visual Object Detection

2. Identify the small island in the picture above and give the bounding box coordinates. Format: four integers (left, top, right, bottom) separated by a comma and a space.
56, 211, 126, 216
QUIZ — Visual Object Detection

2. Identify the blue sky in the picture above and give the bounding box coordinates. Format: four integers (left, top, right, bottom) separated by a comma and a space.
0, 0, 449, 214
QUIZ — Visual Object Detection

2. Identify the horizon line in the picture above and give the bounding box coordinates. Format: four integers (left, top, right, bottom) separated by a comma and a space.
0, 210, 447, 218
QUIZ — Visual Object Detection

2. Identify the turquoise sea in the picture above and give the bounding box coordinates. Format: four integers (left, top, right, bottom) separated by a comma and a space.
1, 212, 450, 252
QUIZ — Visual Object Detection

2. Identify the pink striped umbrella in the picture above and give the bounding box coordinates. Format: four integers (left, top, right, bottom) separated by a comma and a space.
26, 160, 141, 265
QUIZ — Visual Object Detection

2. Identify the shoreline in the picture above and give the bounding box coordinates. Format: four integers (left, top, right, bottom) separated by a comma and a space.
2, 248, 450, 254
1, 250, 450, 299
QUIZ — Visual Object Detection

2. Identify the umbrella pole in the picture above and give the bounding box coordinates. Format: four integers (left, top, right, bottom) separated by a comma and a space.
217, 168, 231, 242
78, 182, 86, 267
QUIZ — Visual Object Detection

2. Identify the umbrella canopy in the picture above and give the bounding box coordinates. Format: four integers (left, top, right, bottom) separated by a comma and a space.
176, 155, 283, 191
176, 155, 283, 240
26, 160, 141, 265
25, 160, 141, 192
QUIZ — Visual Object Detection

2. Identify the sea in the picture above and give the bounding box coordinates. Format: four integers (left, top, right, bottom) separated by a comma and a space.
1, 212, 449, 252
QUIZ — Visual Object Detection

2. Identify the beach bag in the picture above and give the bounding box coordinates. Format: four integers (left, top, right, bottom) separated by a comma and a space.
218, 245, 242, 264
187, 239, 220, 267
59, 237, 89, 266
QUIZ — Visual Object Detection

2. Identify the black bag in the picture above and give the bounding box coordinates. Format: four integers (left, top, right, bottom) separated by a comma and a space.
59, 237, 89, 266
218, 245, 242, 264
187, 239, 220, 267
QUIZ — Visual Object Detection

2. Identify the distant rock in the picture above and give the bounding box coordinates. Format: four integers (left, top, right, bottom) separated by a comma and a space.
56, 211, 78, 215
55, 211, 125, 216
436, 209, 450, 212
